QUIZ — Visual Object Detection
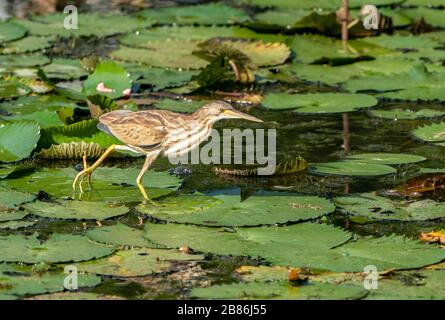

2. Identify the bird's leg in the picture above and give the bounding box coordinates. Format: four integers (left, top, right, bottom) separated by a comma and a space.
78, 152, 92, 193
73, 144, 117, 192
136, 152, 159, 203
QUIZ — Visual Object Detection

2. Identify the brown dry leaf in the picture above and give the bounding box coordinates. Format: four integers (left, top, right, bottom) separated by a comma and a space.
420, 230, 445, 246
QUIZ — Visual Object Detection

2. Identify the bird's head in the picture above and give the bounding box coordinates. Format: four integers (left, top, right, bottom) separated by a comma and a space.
195, 101, 263, 124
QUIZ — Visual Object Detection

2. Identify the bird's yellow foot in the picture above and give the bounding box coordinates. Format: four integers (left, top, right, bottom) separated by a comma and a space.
72, 153, 94, 193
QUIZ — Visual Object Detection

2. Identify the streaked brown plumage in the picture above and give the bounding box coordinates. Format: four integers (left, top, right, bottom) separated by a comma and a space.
72, 101, 262, 201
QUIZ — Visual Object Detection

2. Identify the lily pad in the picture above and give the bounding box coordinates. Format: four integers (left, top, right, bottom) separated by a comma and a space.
0, 80, 31, 99
345, 153, 426, 165
153, 99, 205, 113
0, 22, 26, 44
138, 3, 250, 26
309, 161, 396, 177
368, 108, 445, 120
412, 122, 445, 145
127, 66, 198, 91
402, 7, 445, 28
0, 264, 101, 298
2, 167, 181, 201
0, 121, 40, 163
191, 280, 366, 300
83, 61, 131, 99
144, 222, 352, 258
0, 36, 53, 54
5, 110, 65, 129
23, 200, 129, 220
138, 193, 335, 227
0, 54, 50, 68
0, 94, 80, 115
42, 59, 88, 80
262, 93, 378, 114
86, 223, 157, 248
15, 13, 155, 38
0, 233, 113, 263
335, 192, 445, 221
76, 248, 203, 277
0, 220, 36, 230
111, 43, 207, 70
234, 0, 401, 9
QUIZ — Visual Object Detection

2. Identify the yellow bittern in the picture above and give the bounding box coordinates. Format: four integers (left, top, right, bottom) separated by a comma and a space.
72, 101, 263, 201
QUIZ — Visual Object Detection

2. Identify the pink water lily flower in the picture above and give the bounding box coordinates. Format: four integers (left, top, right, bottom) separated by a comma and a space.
96, 82, 115, 93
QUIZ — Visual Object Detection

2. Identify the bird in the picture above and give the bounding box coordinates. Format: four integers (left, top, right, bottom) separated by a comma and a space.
72, 101, 263, 201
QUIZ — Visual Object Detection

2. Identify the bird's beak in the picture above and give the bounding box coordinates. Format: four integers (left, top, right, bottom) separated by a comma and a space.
223, 109, 263, 123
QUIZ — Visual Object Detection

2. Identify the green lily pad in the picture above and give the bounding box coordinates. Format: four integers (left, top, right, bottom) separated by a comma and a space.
0, 36, 54, 54
287, 34, 394, 65
111, 43, 207, 70
0, 95, 80, 115
412, 122, 445, 144
368, 108, 445, 120
402, 7, 445, 28
0, 54, 50, 68
0, 233, 113, 263
0, 220, 36, 230
2, 167, 181, 201
86, 223, 157, 248
0, 80, 31, 99
309, 161, 397, 177
5, 109, 65, 129
26, 292, 124, 300
335, 192, 445, 221
144, 222, 352, 258
153, 99, 205, 113
15, 13, 155, 38
23, 200, 129, 220
234, 0, 400, 9
0, 264, 101, 298
83, 61, 131, 99
42, 59, 88, 80
346, 64, 445, 101
262, 93, 378, 114
345, 153, 426, 165
0, 22, 26, 44
76, 248, 203, 277
191, 280, 367, 300
138, 193, 334, 227
138, 3, 250, 26
127, 66, 198, 90
0, 121, 40, 163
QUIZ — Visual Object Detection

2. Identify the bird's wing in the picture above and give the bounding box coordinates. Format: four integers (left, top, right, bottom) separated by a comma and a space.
99, 110, 170, 148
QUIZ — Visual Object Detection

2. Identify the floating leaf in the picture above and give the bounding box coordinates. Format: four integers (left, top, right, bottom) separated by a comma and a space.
0, 22, 26, 44
15, 13, 155, 38
2, 167, 181, 201
234, 0, 401, 9
412, 122, 445, 145
0, 36, 53, 54
24, 200, 129, 220
138, 3, 250, 26
76, 248, 203, 277
368, 108, 445, 120
309, 161, 396, 177
153, 99, 204, 113
87, 223, 157, 248
5, 109, 65, 129
262, 93, 377, 114
0, 233, 113, 263
0, 264, 101, 298
345, 153, 426, 165
402, 7, 445, 28
0, 54, 50, 68
144, 222, 352, 259
0, 220, 36, 230
0, 121, 40, 163
126, 66, 198, 91
83, 61, 131, 99
0, 80, 31, 99
138, 193, 334, 227
42, 59, 88, 80
335, 192, 445, 221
